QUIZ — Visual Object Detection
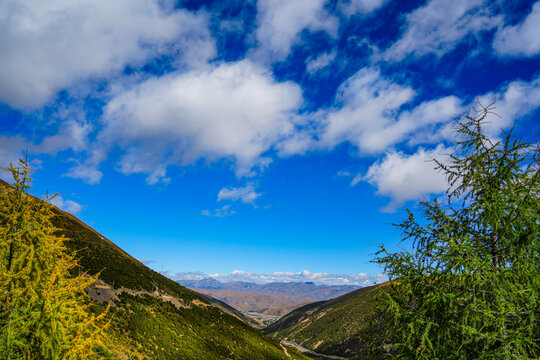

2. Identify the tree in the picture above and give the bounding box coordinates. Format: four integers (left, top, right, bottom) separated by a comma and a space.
374, 102, 539, 359
0, 156, 108, 359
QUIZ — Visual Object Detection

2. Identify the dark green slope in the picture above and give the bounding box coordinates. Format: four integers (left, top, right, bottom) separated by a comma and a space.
264, 283, 388, 359
0, 179, 308, 360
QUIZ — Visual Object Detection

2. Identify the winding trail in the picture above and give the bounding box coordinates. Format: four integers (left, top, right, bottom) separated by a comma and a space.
281, 341, 350, 359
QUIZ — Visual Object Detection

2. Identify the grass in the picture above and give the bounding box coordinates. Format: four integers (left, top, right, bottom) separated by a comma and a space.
264, 284, 388, 359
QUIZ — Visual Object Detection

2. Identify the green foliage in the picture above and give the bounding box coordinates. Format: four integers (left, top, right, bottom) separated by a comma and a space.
375, 103, 539, 359
265, 284, 387, 358
0, 157, 108, 359
101, 293, 310, 360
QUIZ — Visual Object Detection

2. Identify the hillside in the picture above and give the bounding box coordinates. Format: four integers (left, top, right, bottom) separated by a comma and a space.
264, 283, 389, 359
0, 179, 311, 360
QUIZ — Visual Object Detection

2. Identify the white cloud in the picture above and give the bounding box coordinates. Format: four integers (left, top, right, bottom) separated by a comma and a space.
64, 146, 107, 185
0, 119, 93, 182
0, 136, 27, 181
0, 0, 214, 108
493, 2, 540, 57
348, 75, 540, 213
0, 136, 26, 166
336, 170, 352, 177
278, 68, 463, 157
35, 120, 92, 155
306, 50, 337, 74
383, 0, 501, 61
90, 60, 302, 183
65, 164, 103, 185
254, 0, 338, 62
357, 144, 451, 212
218, 183, 261, 205
318, 68, 416, 153
201, 205, 236, 218
50, 195, 83, 214
337, 0, 388, 16
172, 269, 384, 286
475, 75, 540, 136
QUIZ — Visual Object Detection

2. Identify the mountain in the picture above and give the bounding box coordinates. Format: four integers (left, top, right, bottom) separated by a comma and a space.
190, 288, 313, 326
179, 278, 361, 301
264, 283, 389, 359
0, 179, 311, 360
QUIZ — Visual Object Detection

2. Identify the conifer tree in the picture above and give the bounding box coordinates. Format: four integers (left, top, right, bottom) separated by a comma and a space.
0, 156, 108, 359
375, 102, 539, 359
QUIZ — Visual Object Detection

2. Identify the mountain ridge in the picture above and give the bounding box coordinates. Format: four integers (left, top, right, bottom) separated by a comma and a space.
179, 278, 361, 301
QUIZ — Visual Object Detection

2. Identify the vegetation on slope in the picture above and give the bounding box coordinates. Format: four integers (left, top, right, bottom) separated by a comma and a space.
265, 283, 388, 359
0, 176, 310, 360
95, 293, 302, 360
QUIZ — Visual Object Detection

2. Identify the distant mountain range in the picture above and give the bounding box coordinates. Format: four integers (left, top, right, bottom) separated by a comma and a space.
178, 278, 362, 324
178, 278, 361, 301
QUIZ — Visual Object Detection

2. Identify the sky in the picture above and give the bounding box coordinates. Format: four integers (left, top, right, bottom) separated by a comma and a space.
1, 0, 539, 286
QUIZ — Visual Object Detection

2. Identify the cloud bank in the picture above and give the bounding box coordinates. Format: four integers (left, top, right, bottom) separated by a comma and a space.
76, 60, 302, 184
0, 0, 214, 108
171, 269, 387, 286
493, 2, 540, 57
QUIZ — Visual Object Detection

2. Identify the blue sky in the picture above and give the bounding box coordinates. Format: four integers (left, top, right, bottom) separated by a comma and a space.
1, 0, 539, 286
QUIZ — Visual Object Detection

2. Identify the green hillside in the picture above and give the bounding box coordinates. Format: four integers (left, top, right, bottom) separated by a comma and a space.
0, 179, 310, 360
264, 283, 388, 359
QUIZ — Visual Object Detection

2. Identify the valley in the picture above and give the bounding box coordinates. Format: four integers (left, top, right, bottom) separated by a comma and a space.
180, 279, 361, 326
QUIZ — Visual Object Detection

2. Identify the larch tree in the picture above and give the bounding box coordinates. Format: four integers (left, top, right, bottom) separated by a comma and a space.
0, 156, 108, 359
374, 102, 539, 359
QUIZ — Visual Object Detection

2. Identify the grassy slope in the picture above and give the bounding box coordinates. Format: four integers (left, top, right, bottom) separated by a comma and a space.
264, 283, 388, 359
0, 179, 309, 360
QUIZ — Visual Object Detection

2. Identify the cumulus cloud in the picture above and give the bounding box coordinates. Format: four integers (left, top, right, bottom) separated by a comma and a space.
76, 60, 303, 184
218, 183, 261, 205
343, 75, 540, 213
50, 195, 83, 214
35, 120, 92, 155
306, 50, 337, 74
383, 0, 501, 61
65, 164, 103, 185
279, 68, 463, 156
493, 2, 540, 57
475, 76, 540, 136
171, 269, 386, 286
0, 120, 93, 181
321, 69, 411, 150
64, 146, 107, 185
337, 0, 389, 16
357, 144, 451, 212
318, 68, 416, 153
254, 0, 338, 62
201, 205, 236, 218
70, 66, 540, 186
0, 0, 214, 108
